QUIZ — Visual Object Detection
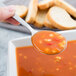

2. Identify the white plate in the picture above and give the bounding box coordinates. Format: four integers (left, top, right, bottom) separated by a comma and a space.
8, 30, 76, 76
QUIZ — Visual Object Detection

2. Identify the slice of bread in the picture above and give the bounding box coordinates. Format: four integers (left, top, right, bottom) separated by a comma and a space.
47, 6, 76, 30
15, 5, 28, 18
25, 0, 38, 24
34, 10, 48, 28
44, 14, 55, 29
38, 0, 54, 10
54, 0, 76, 18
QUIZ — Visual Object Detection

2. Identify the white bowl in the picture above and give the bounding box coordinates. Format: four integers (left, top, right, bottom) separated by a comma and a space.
8, 30, 76, 76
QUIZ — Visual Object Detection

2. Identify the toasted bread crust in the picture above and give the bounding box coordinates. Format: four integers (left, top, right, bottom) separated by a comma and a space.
44, 14, 55, 29
25, 0, 38, 24
38, 0, 54, 10
34, 10, 48, 28
34, 22, 44, 28
47, 6, 76, 30
54, 0, 76, 18
15, 5, 28, 18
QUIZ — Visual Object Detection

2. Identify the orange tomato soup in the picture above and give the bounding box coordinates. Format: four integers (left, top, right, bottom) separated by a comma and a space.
16, 40, 76, 76
32, 31, 66, 55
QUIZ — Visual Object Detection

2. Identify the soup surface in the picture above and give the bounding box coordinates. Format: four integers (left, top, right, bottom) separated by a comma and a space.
16, 40, 76, 76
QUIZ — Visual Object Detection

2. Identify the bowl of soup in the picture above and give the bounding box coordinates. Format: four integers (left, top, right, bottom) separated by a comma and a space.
8, 30, 76, 76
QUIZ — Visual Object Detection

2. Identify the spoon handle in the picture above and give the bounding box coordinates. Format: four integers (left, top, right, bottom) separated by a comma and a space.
13, 14, 36, 34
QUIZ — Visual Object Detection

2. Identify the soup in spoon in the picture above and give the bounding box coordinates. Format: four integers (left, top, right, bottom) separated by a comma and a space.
32, 31, 66, 55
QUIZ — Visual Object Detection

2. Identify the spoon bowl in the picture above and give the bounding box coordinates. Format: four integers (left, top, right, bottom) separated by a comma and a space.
32, 31, 67, 55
